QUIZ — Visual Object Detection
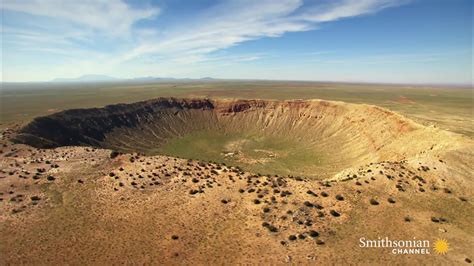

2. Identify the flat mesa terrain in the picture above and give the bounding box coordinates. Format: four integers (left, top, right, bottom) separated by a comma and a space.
0, 84, 473, 264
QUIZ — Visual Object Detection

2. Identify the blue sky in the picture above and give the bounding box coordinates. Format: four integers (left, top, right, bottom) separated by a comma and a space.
1, 0, 472, 84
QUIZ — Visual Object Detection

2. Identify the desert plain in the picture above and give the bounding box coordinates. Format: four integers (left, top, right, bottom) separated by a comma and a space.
0, 81, 473, 264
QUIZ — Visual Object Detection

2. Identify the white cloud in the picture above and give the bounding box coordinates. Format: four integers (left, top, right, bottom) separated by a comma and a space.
1, 0, 407, 81
301, 0, 402, 22
2, 0, 159, 35
116, 0, 403, 64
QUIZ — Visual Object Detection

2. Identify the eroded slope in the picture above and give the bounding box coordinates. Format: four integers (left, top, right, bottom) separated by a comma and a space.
13, 98, 465, 178
1, 98, 473, 264
0, 134, 473, 264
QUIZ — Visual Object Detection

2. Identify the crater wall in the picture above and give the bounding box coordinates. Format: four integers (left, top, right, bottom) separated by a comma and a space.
13, 98, 458, 177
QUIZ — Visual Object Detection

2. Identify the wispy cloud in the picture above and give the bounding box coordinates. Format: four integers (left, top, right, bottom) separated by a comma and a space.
2, 0, 160, 35
300, 0, 405, 22
117, 0, 405, 64
1, 0, 407, 81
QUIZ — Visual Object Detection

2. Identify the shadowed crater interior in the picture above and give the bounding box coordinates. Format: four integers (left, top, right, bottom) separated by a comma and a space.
13, 98, 448, 178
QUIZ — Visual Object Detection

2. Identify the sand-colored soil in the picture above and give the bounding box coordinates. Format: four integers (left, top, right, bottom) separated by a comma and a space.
1, 98, 473, 264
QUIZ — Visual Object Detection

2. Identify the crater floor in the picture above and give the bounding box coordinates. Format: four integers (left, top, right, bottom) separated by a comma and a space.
2, 98, 473, 264
12, 98, 464, 179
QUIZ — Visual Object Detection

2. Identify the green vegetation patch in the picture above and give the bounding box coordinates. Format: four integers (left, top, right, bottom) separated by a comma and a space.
154, 130, 324, 178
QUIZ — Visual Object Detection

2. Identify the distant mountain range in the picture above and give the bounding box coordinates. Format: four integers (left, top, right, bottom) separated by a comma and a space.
51, 74, 120, 82
51, 75, 216, 83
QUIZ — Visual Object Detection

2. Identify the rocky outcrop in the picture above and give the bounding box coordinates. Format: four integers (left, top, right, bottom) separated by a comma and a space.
14, 98, 215, 148
13, 97, 462, 177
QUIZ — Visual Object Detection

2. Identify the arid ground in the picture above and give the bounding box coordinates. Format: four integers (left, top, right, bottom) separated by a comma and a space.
0, 82, 473, 264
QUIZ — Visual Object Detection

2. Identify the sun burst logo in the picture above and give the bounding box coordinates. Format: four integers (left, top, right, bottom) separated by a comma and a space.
433, 239, 449, 255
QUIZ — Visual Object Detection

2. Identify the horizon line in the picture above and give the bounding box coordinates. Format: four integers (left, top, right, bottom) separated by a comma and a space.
1, 77, 472, 88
